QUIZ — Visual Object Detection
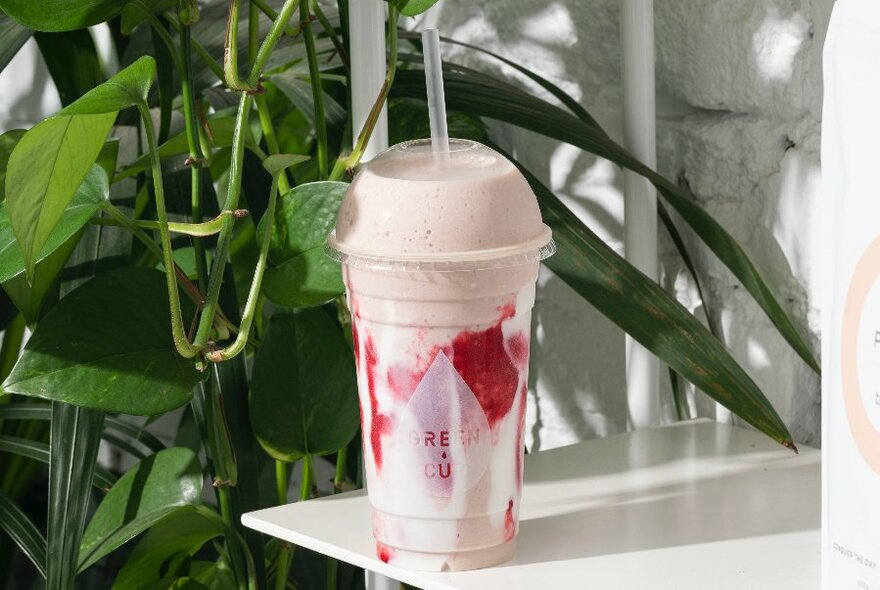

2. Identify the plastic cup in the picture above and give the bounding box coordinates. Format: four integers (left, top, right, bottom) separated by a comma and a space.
327, 139, 554, 571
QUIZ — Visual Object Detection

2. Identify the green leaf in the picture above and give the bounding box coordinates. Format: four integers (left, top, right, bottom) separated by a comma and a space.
2, 268, 203, 415
398, 31, 602, 131
78, 447, 204, 572
0, 433, 116, 489
47, 403, 105, 590
0, 0, 128, 32
40, 121, 136, 590
96, 139, 120, 182
0, 14, 32, 73
5, 57, 153, 282
0, 165, 108, 323
120, 0, 177, 34
263, 154, 311, 179
34, 29, 104, 106
189, 559, 236, 590
389, 97, 488, 144
161, 247, 214, 281
106, 419, 166, 455
0, 489, 46, 579
113, 506, 224, 590
168, 579, 210, 590
389, 0, 441, 17
261, 182, 346, 308
517, 160, 795, 448
269, 71, 346, 130
5, 112, 115, 282
392, 67, 820, 375
0, 129, 25, 201
0, 402, 166, 458
250, 308, 359, 461
59, 55, 155, 116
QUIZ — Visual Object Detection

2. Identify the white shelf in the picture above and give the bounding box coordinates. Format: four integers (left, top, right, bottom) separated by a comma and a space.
242, 420, 819, 590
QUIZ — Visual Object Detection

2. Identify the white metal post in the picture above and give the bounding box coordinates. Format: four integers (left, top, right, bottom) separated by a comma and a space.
350, 4, 396, 589
620, 0, 661, 429
350, 0, 389, 162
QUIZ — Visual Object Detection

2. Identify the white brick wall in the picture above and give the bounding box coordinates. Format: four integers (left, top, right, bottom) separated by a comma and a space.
419, 0, 831, 448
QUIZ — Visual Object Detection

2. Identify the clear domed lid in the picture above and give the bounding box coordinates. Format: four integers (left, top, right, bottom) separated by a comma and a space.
327, 139, 554, 271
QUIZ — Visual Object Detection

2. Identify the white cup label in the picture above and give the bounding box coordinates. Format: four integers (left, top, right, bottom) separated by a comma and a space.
395, 352, 493, 497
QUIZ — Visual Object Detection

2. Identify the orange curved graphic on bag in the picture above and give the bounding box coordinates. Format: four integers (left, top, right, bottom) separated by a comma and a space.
842, 234, 880, 476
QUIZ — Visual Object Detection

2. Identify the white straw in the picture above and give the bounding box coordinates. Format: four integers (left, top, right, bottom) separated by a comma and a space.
421, 28, 449, 163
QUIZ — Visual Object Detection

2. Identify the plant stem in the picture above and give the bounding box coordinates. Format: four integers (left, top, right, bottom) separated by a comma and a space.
193, 92, 254, 350
274, 546, 291, 590
275, 460, 288, 504
92, 208, 241, 236
301, 0, 328, 179
333, 445, 347, 493
207, 181, 277, 362
248, 0, 300, 86
255, 94, 292, 192
136, 103, 202, 358
224, 0, 256, 91
97, 203, 162, 262
326, 557, 337, 590
165, 16, 225, 80
251, 0, 302, 38
180, 23, 210, 293
218, 485, 249, 590
311, 0, 349, 70
299, 454, 312, 501
329, 7, 398, 181
273, 459, 293, 590
136, 3, 184, 74
98, 204, 255, 349
195, 0, 299, 355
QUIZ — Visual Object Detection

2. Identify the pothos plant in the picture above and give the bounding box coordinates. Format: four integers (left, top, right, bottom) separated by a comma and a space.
0, 0, 817, 588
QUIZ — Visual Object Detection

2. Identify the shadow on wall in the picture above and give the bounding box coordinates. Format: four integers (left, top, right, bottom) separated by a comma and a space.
420, 0, 701, 449
421, 0, 827, 448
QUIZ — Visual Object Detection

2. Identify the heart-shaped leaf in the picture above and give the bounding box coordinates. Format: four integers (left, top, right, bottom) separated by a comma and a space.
5, 56, 155, 282
249, 308, 359, 461
112, 506, 223, 590
261, 182, 346, 308
5, 112, 115, 282
78, 447, 204, 572
0, 0, 127, 32
2, 267, 203, 415
59, 55, 155, 117
0, 165, 108, 323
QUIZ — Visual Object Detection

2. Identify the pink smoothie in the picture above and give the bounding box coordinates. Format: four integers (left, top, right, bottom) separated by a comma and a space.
329, 139, 552, 571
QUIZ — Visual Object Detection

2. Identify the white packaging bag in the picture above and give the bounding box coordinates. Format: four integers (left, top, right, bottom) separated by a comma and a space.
823, 1, 880, 588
